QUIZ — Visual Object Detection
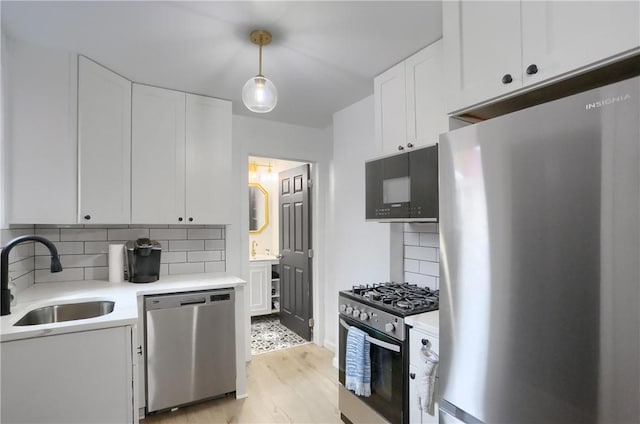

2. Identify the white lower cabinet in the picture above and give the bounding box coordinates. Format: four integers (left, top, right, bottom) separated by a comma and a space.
249, 259, 279, 317
409, 326, 439, 424
249, 261, 271, 316
1, 326, 134, 423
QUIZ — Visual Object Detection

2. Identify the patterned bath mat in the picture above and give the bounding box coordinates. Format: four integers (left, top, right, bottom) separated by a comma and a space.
251, 315, 309, 355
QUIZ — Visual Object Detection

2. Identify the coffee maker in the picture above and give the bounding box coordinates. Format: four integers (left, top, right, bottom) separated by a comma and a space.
125, 238, 161, 283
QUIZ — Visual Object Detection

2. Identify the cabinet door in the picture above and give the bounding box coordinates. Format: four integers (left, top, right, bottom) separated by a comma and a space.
443, 1, 522, 113
374, 61, 408, 155
7, 42, 77, 224
249, 261, 271, 316
78, 56, 131, 224
185, 94, 232, 224
406, 40, 448, 149
1, 326, 133, 423
409, 363, 423, 424
410, 327, 440, 424
131, 84, 186, 224
522, 1, 640, 87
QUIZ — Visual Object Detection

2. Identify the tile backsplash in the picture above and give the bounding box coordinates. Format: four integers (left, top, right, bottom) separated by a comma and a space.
403, 223, 440, 290
1, 226, 36, 293
1, 225, 226, 291
31, 225, 226, 283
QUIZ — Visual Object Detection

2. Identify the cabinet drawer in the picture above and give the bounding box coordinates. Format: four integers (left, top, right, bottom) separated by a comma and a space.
409, 326, 439, 365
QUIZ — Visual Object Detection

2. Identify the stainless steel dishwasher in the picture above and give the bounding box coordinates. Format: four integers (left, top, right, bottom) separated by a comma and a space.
144, 288, 236, 413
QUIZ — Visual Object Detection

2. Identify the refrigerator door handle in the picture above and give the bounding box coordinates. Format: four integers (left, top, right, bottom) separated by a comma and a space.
339, 318, 400, 353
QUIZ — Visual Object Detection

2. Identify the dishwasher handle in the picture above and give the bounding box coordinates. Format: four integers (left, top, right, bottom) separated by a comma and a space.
180, 298, 206, 306
145, 288, 235, 311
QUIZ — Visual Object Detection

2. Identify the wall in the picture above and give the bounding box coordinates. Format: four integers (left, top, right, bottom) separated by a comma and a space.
403, 223, 440, 290
230, 115, 332, 351
325, 95, 390, 352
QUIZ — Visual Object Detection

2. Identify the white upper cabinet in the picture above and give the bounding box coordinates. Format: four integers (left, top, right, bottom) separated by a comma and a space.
6, 41, 77, 224
374, 39, 447, 156
443, 1, 521, 112
78, 56, 132, 224
444, 1, 640, 113
185, 93, 232, 225
131, 84, 186, 224
405, 40, 448, 150
131, 85, 232, 225
374, 61, 407, 155
521, 1, 640, 87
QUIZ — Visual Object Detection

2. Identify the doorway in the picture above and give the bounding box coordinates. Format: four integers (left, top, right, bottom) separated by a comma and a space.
248, 155, 313, 355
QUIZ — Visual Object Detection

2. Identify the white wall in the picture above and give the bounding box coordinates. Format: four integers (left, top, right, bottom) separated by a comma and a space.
230, 115, 332, 356
325, 95, 390, 352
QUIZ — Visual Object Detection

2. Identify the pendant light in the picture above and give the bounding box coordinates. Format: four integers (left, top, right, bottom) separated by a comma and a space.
242, 30, 278, 113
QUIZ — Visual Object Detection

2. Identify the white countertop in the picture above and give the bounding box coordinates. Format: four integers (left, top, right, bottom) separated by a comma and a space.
249, 254, 279, 262
1, 272, 245, 342
405, 310, 439, 335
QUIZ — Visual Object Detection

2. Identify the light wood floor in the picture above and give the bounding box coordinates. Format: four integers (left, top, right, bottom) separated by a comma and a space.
142, 343, 341, 423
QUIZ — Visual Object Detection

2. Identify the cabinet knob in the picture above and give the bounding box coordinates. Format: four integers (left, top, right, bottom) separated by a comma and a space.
398, 145, 405, 151
421, 338, 429, 346
410, 373, 416, 380
502, 74, 513, 84
407, 143, 414, 149
84, 215, 91, 220
526, 64, 538, 75
188, 217, 194, 222
178, 217, 183, 222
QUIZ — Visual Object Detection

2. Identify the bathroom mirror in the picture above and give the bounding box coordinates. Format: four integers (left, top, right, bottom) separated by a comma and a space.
249, 183, 269, 233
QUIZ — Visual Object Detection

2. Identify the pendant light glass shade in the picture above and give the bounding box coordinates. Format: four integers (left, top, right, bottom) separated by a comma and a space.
242, 75, 277, 113
243, 30, 277, 113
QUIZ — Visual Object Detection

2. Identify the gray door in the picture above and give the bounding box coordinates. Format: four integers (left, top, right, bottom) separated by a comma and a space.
279, 164, 312, 341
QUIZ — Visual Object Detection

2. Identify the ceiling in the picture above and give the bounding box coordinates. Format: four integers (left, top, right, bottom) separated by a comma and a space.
1, 1, 443, 129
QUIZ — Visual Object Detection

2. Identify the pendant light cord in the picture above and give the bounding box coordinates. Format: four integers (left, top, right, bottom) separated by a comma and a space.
258, 42, 263, 76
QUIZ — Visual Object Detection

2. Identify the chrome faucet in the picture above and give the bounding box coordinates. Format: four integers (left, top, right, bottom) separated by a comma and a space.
251, 240, 258, 258
1, 235, 63, 316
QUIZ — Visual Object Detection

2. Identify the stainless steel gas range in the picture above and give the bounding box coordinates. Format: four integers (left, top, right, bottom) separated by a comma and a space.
338, 283, 439, 424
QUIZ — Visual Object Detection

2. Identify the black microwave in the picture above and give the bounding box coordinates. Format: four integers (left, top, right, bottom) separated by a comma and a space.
365, 144, 438, 222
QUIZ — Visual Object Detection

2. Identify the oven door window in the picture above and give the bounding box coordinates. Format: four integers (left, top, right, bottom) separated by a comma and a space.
339, 315, 404, 424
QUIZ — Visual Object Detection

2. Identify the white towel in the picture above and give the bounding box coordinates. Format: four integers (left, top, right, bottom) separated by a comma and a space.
345, 326, 371, 397
417, 346, 439, 415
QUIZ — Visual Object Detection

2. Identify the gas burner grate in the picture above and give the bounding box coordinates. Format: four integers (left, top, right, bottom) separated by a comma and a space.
349, 282, 439, 314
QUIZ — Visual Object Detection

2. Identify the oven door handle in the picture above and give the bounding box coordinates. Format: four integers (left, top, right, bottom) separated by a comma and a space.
340, 318, 401, 353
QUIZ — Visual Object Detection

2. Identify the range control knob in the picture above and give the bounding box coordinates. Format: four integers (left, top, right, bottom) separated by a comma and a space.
384, 322, 396, 332
346, 306, 353, 315
352, 309, 360, 318
339, 304, 346, 313
360, 312, 369, 321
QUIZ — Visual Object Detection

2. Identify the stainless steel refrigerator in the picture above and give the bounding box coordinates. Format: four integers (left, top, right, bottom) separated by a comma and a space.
438, 75, 639, 424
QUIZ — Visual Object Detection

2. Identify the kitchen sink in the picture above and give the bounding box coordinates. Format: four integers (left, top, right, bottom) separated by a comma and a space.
13, 300, 115, 326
